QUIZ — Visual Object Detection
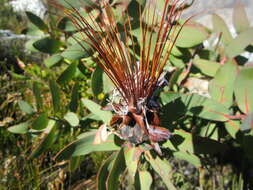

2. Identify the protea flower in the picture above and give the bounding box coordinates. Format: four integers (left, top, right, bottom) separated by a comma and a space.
52, 0, 189, 154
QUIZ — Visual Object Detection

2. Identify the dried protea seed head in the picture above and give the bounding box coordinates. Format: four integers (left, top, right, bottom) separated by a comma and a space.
52, 0, 189, 153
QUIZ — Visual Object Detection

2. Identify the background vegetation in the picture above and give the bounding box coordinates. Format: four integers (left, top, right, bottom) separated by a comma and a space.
1, 0, 253, 189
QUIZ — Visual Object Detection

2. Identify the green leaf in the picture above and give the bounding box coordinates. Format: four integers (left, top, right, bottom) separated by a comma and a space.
164, 129, 195, 154
69, 156, 82, 172
81, 99, 112, 124
164, 129, 228, 155
57, 17, 76, 32
234, 67, 253, 113
44, 54, 63, 68
225, 27, 253, 58
173, 151, 201, 167
225, 120, 240, 138
62, 42, 91, 60
139, 171, 152, 190
209, 61, 238, 108
181, 94, 229, 121
29, 121, 57, 158
25, 39, 40, 52
171, 46, 183, 57
170, 55, 185, 68
49, 80, 61, 113
212, 14, 233, 45
57, 63, 77, 85
33, 37, 62, 54
97, 154, 115, 190
32, 113, 49, 130
26, 11, 48, 32
160, 92, 181, 105
69, 83, 80, 112
18, 100, 34, 114
193, 58, 221, 77
106, 148, 126, 190
91, 66, 114, 95
64, 112, 79, 127
58, 0, 98, 9
91, 66, 103, 96
124, 147, 139, 182
8, 122, 30, 134
161, 92, 230, 121
103, 72, 115, 93
145, 152, 176, 190
32, 82, 43, 111
55, 132, 120, 161
175, 23, 209, 48
233, 3, 250, 34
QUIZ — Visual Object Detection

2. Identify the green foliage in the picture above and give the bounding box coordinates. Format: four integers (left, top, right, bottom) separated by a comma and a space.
2, 0, 253, 189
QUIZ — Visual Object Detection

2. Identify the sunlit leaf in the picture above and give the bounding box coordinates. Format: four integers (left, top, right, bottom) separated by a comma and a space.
139, 170, 152, 190
44, 54, 63, 68
225, 120, 240, 138
193, 58, 220, 77
209, 61, 238, 108
234, 67, 253, 113
55, 132, 120, 161
124, 147, 139, 182
8, 122, 30, 134
81, 99, 112, 124
212, 14, 233, 45
18, 100, 35, 115
145, 152, 176, 190
62, 42, 91, 60
175, 23, 209, 48
173, 151, 201, 167
161, 92, 230, 121
64, 112, 79, 127
233, 3, 250, 34
225, 27, 253, 58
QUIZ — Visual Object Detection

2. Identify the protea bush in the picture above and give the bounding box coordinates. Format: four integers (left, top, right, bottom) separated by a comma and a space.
4, 0, 253, 189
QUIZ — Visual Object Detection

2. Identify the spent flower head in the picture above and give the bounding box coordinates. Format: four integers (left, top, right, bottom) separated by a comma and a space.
52, 0, 190, 154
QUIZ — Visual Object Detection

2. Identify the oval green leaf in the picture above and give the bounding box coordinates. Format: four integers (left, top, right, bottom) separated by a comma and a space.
55, 132, 120, 161
225, 27, 253, 58
209, 61, 238, 108
234, 67, 253, 113
57, 63, 77, 85
81, 99, 112, 124
33, 37, 62, 54
18, 100, 35, 115
64, 112, 79, 127
32, 113, 49, 130
8, 121, 30, 134
26, 11, 48, 32
175, 23, 209, 48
